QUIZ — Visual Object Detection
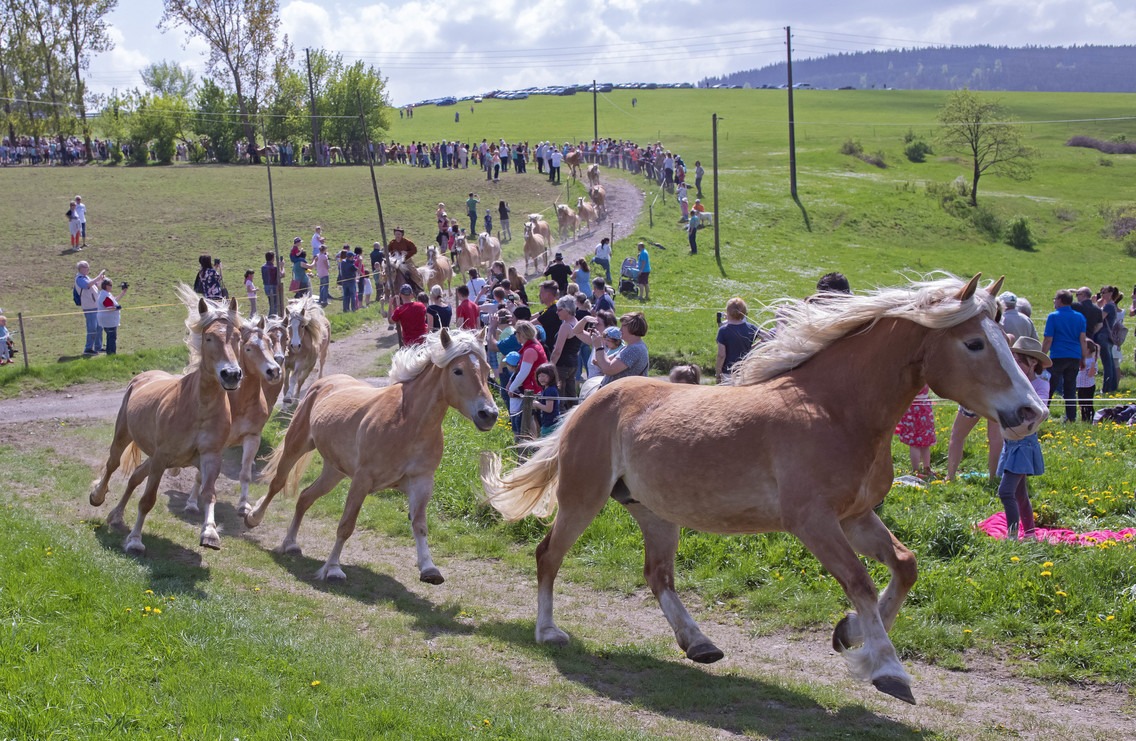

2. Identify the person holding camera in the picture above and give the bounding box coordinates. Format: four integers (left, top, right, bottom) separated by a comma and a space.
96, 278, 128, 355
75, 260, 106, 355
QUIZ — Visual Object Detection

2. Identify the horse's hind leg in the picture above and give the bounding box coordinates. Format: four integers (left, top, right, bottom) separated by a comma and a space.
405, 474, 443, 584
623, 500, 723, 664
183, 469, 203, 514
533, 481, 610, 645
790, 512, 914, 704
107, 459, 152, 531
123, 465, 165, 555
279, 463, 345, 556
90, 416, 132, 506
835, 511, 918, 645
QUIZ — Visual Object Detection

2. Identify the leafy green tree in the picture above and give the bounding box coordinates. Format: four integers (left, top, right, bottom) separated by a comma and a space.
321, 60, 388, 161
128, 92, 189, 164
62, 0, 117, 160
141, 59, 197, 98
262, 52, 307, 146
194, 78, 240, 162
938, 89, 1034, 207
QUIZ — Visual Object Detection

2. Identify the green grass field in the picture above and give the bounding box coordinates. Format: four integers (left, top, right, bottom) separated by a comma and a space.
1, 88, 1135, 735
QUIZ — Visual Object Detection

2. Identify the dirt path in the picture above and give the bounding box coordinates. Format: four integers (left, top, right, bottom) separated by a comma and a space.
0, 177, 644, 424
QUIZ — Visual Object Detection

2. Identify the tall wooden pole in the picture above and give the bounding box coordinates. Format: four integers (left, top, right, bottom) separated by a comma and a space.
712, 113, 721, 261
261, 120, 283, 311
305, 48, 320, 166
356, 92, 388, 247
592, 79, 598, 146
786, 26, 798, 198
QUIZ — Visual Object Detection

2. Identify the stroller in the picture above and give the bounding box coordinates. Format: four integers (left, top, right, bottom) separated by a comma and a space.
618, 257, 640, 298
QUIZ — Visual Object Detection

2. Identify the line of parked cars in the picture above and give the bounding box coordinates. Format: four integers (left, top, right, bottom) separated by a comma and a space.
411, 81, 701, 107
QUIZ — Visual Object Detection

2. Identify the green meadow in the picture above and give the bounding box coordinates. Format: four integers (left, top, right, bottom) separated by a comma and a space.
1, 88, 1135, 736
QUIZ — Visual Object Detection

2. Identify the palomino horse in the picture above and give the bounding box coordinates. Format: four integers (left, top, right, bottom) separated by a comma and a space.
523, 221, 548, 273
89, 291, 244, 554
282, 296, 330, 404
555, 203, 578, 241
483, 275, 1048, 705
452, 234, 481, 275
477, 232, 502, 266
589, 184, 607, 220
246, 328, 499, 583
184, 313, 283, 518
527, 213, 552, 245
422, 245, 453, 295
575, 196, 597, 231
564, 150, 584, 180
586, 163, 600, 188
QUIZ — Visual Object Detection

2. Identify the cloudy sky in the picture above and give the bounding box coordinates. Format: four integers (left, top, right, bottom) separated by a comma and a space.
86, 0, 1135, 104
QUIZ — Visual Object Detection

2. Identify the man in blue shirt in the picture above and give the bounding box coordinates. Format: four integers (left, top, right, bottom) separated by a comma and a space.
1042, 289, 1088, 423
636, 242, 651, 301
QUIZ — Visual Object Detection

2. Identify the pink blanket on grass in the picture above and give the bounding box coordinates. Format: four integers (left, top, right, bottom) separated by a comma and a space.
978, 512, 1136, 546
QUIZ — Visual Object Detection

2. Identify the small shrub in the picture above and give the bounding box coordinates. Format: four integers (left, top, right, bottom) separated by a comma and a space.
971, 206, 1003, 241
839, 139, 863, 156
1066, 135, 1136, 155
128, 140, 150, 166
1099, 157, 1114, 167
1125, 236, 1136, 258
903, 128, 917, 144
1006, 217, 1036, 250
108, 142, 123, 165
1054, 208, 1077, 222
904, 140, 933, 163
188, 141, 208, 164
1107, 215, 1136, 240
859, 150, 887, 168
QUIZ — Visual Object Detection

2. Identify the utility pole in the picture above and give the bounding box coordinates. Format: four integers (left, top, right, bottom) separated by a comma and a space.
592, 79, 598, 146
305, 48, 320, 166
357, 92, 388, 247
712, 113, 721, 261
261, 120, 283, 310
785, 26, 798, 198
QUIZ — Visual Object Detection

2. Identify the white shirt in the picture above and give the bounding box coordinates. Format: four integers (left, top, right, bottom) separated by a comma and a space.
311, 231, 324, 251
594, 241, 612, 261
74, 202, 87, 223
468, 277, 487, 301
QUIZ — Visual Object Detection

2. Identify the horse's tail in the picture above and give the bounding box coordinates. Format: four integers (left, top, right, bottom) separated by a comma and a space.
258, 439, 315, 501
480, 427, 565, 522
120, 442, 142, 475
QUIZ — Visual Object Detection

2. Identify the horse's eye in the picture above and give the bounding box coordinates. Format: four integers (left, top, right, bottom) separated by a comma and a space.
453, 369, 463, 376
964, 339, 985, 352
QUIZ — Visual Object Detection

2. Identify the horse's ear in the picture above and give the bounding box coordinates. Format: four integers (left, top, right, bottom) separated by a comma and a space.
228, 297, 238, 313
986, 276, 1005, 297
257, 315, 266, 330
477, 327, 487, 344
439, 327, 452, 348
198, 298, 208, 315
955, 274, 981, 302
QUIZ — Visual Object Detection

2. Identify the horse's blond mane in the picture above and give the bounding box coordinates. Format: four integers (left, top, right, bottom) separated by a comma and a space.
174, 283, 237, 370
286, 295, 328, 348
389, 329, 488, 384
729, 273, 998, 387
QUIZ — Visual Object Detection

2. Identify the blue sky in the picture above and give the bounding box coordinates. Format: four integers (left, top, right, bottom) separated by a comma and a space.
86, 0, 1136, 105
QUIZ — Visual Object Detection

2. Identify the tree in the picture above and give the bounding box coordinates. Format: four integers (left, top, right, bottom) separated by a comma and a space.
194, 78, 240, 162
938, 89, 1034, 207
141, 59, 196, 98
320, 60, 388, 162
161, 0, 283, 163
63, 0, 117, 161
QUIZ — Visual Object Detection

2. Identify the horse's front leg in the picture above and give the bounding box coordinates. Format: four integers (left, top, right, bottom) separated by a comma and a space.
836, 510, 918, 640
404, 475, 443, 584
316, 477, 373, 582
236, 435, 260, 517
183, 469, 203, 514
107, 458, 152, 531
197, 451, 224, 550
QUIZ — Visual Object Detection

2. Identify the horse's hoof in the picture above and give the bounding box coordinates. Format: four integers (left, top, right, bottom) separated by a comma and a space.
536, 626, 570, 646
282, 542, 302, 556
419, 568, 445, 585
243, 510, 264, 529
123, 539, 145, 556
237, 503, 252, 518
89, 486, 106, 507
184, 500, 200, 515
832, 613, 863, 653
316, 565, 346, 582
200, 532, 222, 551
685, 640, 725, 664
873, 676, 917, 705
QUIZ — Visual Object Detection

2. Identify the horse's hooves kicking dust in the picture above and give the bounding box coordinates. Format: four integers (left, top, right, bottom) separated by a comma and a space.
873, 676, 917, 705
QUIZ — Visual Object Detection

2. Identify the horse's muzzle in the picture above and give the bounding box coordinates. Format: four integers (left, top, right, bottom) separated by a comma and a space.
999, 403, 1049, 440
474, 407, 499, 431
219, 366, 243, 390
265, 365, 282, 382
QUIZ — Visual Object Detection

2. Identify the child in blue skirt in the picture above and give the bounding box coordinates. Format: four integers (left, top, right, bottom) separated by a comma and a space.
997, 336, 1051, 539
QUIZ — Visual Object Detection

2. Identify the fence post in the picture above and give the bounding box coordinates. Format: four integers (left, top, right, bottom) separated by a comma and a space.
17, 312, 28, 370
520, 390, 535, 440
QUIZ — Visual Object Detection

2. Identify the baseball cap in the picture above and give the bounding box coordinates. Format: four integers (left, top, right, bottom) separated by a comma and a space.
399, 284, 413, 295
999, 291, 1018, 307
603, 326, 622, 340
293, 237, 302, 243
504, 351, 521, 366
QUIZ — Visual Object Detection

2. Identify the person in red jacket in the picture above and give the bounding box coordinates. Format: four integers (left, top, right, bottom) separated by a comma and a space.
389, 284, 429, 346
454, 284, 481, 330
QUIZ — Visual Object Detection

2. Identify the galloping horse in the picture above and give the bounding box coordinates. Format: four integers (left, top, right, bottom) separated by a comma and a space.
586, 163, 600, 187
246, 329, 499, 584
282, 296, 329, 404
90, 290, 243, 554
575, 196, 597, 231
183, 313, 283, 518
422, 245, 453, 295
527, 213, 552, 246
477, 232, 502, 266
564, 150, 584, 180
589, 185, 607, 220
483, 275, 1048, 705
451, 234, 481, 275
523, 221, 548, 273
555, 203, 578, 242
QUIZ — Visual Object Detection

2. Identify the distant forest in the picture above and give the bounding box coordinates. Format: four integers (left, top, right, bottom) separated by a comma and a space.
699, 45, 1136, 92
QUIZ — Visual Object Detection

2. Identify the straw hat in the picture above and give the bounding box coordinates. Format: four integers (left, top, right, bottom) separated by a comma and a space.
1009, 336, 1052, 368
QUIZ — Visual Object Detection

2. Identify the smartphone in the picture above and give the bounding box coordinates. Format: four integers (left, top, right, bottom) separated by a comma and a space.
716, 311, 724, 325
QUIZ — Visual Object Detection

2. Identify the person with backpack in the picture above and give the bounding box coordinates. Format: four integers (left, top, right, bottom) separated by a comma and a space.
75, 260, 105, 355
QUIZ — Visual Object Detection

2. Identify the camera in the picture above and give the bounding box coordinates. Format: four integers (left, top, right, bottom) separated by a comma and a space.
716, 311, 724, 325
120, 281, 129, 290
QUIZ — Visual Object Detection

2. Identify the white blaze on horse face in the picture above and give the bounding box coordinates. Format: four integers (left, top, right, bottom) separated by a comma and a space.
981, 317, 1048, 440
289, 313, 303, 348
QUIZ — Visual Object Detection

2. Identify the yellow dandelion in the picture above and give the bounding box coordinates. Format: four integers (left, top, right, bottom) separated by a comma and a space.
254, 587, 261, 592
963, 629, 973, 634
144, 589, 154, 595
1056, 591, 1067, 597
1054, 609, 1063, 614
483, 719, 492, 726
1106, 615, 1115, 621
1041, 571, 1052, 577
144, 606, 152, 612
153, 608, 162, 615
1010, 556, 1020, 562
1042, 561, 1053, 568
125, 608, 132, 613
310, 680, 321, 687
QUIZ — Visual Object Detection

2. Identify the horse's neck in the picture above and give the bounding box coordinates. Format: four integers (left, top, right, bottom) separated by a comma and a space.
400, 365, 449, 426
790, 317, 927, 433
232, 356, 265, 412
190, 366, 232, 420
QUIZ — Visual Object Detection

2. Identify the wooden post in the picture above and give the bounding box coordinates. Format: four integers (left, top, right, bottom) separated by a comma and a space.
712, 113, 721, 261
17, 312, 28, 369
786, 26, 798, 198
357, 91, 388, 246
261, 120, 283, 313
520, 391, 535, 440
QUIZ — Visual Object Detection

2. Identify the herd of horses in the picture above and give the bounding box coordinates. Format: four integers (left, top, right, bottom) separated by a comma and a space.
84, 257, 1045, 704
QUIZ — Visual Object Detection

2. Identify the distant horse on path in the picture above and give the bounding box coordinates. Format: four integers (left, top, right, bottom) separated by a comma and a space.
246, 328, 499, 584
90, 290, 243, 554
586, 164, 600, 187
564, 150, 584, 180
523, 222, 548, 273
282, 296, 329, 404
482, 274, 1048, 706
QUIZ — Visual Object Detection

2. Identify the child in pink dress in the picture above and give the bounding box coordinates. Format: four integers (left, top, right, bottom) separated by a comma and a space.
895, 385, 937, 479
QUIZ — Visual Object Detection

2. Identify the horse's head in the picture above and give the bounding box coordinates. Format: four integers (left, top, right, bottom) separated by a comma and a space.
523, 222, 534, 239
426, 245, 437, 265
239, 315, 282, 385
264, 316, 288, 367
198, 297, 243, 390
288, 305, 305, 349
453, 234, 466, 253
438, 328, 499, 431
576, 196, 585, 208
923, 276, 1049, 440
